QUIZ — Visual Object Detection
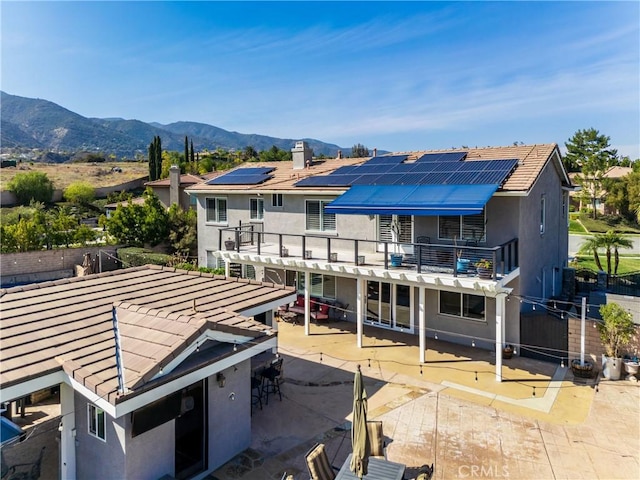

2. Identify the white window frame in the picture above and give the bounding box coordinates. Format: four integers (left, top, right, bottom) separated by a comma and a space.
272, 193, 283, 208
88, 403, 106, 441
540, 196, 546, 234
305, 200, 336, 233
250, 198, 264, 220
438, 210, 486, 242
205, 197, 228, 224
438, 291, 485, 322
297, 273, 336, 299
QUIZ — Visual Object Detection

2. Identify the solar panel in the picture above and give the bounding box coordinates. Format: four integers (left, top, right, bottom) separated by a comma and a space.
350, 174, 384, 185
225, 167, 274, 176
332, 165, 359, 175
416, 152, 467, 163
391, 173, 428, 185
365, 155, 408, 165
408, 162, 438, 173
420, 172, 453, 184
429, 161, 464, 172
207, 174, 272, 185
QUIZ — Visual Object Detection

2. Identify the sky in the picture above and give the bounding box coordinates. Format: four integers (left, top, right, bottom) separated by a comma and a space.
2, 1, 639, 158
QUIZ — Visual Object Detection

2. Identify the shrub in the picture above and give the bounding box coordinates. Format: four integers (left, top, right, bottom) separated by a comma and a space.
7, 171, 54, 205
64, 181, 95, 204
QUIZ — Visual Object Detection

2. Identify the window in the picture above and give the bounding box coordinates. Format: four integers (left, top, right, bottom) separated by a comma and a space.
272, 193, 283, 207
378, 215, 412, 243
439, 291, 485, 321
438, 211, 485, 241
88, 404, 106, 441
297, 273, 336, 299
250, 198, 264, 220
206, 197, 227, 224
305, 200, 336, 232
540, 196, 546, 234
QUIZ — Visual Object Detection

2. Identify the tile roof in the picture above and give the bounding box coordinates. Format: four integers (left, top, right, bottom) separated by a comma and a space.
0, 266, 294, 405
186, 144, 566, 194
144, 173, 206, 187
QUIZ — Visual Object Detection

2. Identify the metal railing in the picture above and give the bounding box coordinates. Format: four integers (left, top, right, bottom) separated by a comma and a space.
218, 227, 518, 279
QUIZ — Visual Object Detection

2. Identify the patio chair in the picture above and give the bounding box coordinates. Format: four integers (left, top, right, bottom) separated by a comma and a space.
261, 357, 283, 404
3, 446, 45, 480
310, 302, 331, 323
366, 420, 387, 459
304, 443, 339, 480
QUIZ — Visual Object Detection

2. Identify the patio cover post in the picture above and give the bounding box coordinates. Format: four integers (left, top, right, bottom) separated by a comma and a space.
304, 271, 311, 336
356, 278, 364, 348
419, 287, 426, 364
495, 294, 505, 382
60, 382, 77, 480
224, 259, 230, 278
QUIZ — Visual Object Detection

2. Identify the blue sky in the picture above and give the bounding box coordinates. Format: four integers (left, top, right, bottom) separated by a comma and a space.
2, 1, 639, 158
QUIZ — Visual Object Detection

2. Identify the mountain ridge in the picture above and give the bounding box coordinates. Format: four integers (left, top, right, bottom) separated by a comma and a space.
0, 91, 348, 159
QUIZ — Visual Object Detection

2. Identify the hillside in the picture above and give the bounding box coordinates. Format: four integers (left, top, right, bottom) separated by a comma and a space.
0, 91, 345, 158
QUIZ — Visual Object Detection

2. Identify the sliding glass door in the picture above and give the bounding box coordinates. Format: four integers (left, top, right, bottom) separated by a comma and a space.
366, 281, 413, 332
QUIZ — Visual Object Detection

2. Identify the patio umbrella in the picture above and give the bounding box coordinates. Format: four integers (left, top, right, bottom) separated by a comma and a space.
350, 364, 370, 478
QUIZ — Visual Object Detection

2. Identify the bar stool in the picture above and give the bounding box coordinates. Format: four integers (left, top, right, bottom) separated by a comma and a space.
251, 371, 263, 415
261, 357, 283, 404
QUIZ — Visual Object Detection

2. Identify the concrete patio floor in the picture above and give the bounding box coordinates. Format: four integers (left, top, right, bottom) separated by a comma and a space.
211, 319, 640, 480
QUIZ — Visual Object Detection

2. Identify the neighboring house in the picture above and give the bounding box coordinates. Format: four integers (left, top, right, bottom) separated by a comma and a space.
104, 196, 146, 218
187, 142, 573, 381
0, 266, 295, 480
568, 166, 632, 214
145, 167, 212, 211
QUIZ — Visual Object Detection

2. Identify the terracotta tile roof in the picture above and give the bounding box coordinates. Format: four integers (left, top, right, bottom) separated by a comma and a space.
144, 173, 206, 187
0, 266, 294, 405
185, 144, 566, 194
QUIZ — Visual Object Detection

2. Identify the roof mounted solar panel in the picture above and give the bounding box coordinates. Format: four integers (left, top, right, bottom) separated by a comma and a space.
416, 152, 467, 163
364, 155, 408, 165
206, 166, 275, 185
430, 161, 464, 172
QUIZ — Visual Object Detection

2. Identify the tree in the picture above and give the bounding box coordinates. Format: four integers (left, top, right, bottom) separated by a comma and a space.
8, 171, 54, 205
148, 136, 163, 181
564, 129, 618, 219
578, 230, 633, 274
105, 189, 168, 247
242, 146, 258, 162
167, 204, 197, 256
351, 143, 370, 158
63, 181, 95, 204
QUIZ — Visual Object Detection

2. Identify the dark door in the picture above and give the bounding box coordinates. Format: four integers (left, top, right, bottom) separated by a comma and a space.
520, 312, 568, 363
175, 380, 206, 479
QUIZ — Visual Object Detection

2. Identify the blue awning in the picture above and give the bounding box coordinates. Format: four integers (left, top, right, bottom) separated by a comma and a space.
325, 184, 499, 216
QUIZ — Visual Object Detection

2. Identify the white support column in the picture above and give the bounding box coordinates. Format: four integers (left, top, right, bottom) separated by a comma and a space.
60, 382, 77, 480
495, 294, 505, 382
419, 287, 426, 364
304, 271, 311, 336
356, 278, 364, 348
224, 259, 230, 278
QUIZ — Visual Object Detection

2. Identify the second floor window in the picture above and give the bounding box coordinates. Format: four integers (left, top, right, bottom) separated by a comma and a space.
272, 193, 283, 207
88, 404, 106, 441
206, 197, 227, 224
438, 211, 485, 242
250, 198, 264, 220
306, 200, 336, 232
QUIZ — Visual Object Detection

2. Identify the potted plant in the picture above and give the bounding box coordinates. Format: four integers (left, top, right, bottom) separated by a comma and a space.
598, 302, 635, 380
571, 358, 595, 378
502, 344, 514, 359
475, 259, 492, 278
454, 236, 470, 273
224, 237, 236, 250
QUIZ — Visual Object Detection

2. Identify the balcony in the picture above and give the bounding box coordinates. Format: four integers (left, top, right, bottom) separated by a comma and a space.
218, 227, 518, 281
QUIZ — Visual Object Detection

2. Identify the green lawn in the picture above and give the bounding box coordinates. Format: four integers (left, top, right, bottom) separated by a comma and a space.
572, 255, 640, 274
577, 214, 640, 234
569, 219, 588, 233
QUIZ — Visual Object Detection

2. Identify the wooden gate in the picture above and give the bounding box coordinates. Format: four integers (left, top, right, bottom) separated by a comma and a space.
519, 312, 568, 363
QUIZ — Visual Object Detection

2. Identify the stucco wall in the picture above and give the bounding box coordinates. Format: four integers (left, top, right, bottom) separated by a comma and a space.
207, 361, 252, 471
74, 392, 126, 480
518, 156, 569, 307
125, 413, 175, 480
0, 247, 119, 287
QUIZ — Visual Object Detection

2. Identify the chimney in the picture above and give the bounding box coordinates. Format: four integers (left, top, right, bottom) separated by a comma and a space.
169, 165, 180, 206
373, 148, 377, 157
291, 141, 312, 170
337, 150, 342, 159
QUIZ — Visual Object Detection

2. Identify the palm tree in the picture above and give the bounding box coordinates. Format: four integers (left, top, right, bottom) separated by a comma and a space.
578, 230, 633, 274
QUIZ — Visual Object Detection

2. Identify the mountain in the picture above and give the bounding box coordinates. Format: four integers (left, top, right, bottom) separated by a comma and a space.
0, 91, 345, 158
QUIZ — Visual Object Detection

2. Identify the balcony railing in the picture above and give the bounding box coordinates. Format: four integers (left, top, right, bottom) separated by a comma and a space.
219, 227, 518, 280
